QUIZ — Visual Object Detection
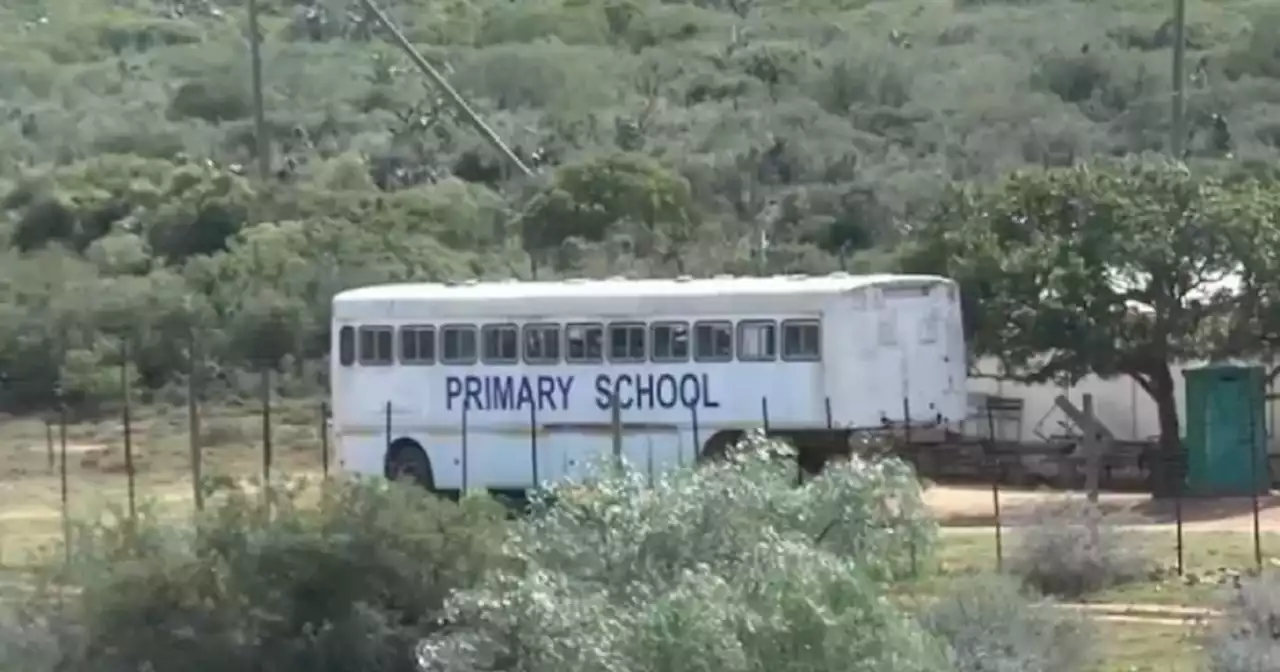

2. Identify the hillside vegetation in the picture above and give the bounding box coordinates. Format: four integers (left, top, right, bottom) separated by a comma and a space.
2, 0, 1280, 410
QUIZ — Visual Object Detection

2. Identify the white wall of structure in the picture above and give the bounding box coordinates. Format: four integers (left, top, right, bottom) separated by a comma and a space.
966, 357, 1280, 447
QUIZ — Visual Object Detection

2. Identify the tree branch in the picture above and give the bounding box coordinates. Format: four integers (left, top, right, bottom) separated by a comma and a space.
813, 518, 841, 546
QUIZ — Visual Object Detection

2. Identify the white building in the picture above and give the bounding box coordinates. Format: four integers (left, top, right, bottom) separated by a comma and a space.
967, 358, 1280, 447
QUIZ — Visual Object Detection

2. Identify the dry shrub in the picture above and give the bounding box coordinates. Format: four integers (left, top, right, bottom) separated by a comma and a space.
922, 573, 1099, 672
1204, 572, 1280, 672
1006, 499, 1151, 599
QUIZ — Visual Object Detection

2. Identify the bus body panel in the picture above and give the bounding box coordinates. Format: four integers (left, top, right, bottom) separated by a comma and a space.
329, 274, 966, 489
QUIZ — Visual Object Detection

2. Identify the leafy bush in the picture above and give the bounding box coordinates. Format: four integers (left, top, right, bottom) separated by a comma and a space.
1006, 499, 1151, 599
27, 477, 507, 672
420, 432, 945, 672
1204, 572, 1280, 672
921, 573, 1098, 672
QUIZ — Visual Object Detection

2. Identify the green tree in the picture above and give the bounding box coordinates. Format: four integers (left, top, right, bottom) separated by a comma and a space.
522, 152, 698, 272
903, 159, 1269, 495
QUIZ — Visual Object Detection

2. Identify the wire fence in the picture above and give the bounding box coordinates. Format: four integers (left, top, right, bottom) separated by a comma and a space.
1, 370, 1279, 583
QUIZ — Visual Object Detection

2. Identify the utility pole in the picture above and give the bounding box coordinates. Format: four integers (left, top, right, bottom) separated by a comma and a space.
1170, 0, 1187, 158
358, 0, 532, 177
248, 0, 271, 181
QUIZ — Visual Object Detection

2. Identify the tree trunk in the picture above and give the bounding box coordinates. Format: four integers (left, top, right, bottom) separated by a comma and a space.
1145, 364, 1186, 499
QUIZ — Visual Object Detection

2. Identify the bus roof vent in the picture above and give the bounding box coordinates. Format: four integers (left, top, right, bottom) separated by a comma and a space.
463, 278, 479, 286
564, 277, 588, 284
828, 271, 850, 279
788, 274, 808, 281
608, 274, 627, 281
714, 273, 734, 280
675, 275, 693, 283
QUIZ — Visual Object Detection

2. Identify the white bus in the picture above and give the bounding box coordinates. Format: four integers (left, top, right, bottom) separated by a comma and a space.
330, 273, 967, 494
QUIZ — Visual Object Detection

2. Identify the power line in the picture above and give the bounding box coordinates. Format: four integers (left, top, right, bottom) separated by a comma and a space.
358, 0, 533, 178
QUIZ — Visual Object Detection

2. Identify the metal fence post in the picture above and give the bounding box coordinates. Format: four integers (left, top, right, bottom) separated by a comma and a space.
460, 403, 469, 493
689, 403, 700, 465
611, 392, 623, 472
261, 369, 273, 488
987, 402, 1003, 571
57, 386, 69, 567
121, 340, 136, 522
529, 399, 539, 487
187, 332, 204, 512
320, 401, 330, 478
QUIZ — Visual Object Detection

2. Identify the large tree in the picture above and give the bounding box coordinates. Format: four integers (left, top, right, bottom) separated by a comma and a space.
903, 159, 1276, 495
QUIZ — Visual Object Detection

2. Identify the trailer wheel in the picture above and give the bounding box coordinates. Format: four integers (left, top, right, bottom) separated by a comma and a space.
386, 440, 434, 489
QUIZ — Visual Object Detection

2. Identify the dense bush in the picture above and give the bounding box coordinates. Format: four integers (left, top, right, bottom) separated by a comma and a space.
419, 431, 944, 672
1006, 499, 1152, 599
15, 477, 507, 672
921, 573, 1098, 672
1204, 572, 1280, 672
3, 0, 1280, 414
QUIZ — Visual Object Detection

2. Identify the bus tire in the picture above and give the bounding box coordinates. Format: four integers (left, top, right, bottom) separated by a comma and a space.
700, 430, 745, 462
386, 439, 434, 489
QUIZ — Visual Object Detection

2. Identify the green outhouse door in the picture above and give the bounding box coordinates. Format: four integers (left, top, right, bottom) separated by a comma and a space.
1182, 362, 1268, 496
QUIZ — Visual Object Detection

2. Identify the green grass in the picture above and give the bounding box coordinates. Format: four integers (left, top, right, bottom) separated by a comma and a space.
1097, 620, 1203, 672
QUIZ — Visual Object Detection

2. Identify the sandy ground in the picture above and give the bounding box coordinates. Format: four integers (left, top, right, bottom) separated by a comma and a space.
926, 485, 1280, 532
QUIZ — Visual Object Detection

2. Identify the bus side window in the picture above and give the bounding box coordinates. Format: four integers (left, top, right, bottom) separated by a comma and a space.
358, 325, 394, 366
441, 324, 478, 365
737, 320, 777, 362
523, 324, 561, 364
400, 325, 436, 365
566, 323, 603, 363
781, 320, 821, 361
481, 324, 519, 365
608, 322, 646, 362
651, 322, 690, 363
338, 326, 355, 366
693, 321, 733, 362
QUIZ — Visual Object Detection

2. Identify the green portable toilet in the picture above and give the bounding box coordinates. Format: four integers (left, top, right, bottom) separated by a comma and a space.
1183, 361, 1268, 496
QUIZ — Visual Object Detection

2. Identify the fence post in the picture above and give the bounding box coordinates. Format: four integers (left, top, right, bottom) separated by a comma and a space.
320, 401, 330, 478
187, 332, 204, 513
384, 400, 392, 455
529, 398, 539, 487
45, 419, 54, 474
460, 403, 468, 493
902, 397, 912, 446
987, 402, 1003, 571
1174, 448, 1185, 577
1250, 384, 1263, 572
611, 392, 623, 472
57, 386, 69, 567
121, 340, 136, 523
824, 397, 833, 430
261, 369, 273, 488
760, 397, 770, 434
689, 403, 700, 466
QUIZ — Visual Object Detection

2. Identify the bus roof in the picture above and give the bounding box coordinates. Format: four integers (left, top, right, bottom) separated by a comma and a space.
332, 273, 952, 320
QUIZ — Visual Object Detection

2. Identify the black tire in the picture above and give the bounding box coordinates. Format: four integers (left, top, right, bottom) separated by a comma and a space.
387, 442, 434, 489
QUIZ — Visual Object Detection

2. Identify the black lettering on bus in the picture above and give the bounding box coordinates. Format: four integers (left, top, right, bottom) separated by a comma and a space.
656, 374, 678, 408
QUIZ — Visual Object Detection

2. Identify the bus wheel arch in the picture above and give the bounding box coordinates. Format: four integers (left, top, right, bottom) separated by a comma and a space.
699, 430, 745, 462
385, 438, 435, 489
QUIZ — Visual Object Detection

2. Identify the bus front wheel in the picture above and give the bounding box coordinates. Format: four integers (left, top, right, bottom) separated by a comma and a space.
386, 440, 434, 489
